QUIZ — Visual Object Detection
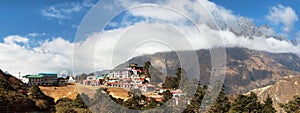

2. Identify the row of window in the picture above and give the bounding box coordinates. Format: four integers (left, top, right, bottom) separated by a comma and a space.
28, 83, 53, 86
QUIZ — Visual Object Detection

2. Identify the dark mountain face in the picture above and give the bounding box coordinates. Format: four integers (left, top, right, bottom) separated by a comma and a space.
266, 53, 300, 72
115, 47, 300, 94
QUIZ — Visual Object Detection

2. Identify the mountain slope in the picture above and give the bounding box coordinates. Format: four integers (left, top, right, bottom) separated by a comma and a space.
249, 76, 300, 112
116, 47, 300, 94
0, 69, 23, 90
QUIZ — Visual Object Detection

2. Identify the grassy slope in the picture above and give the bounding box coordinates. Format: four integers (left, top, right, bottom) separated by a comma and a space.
39, 83, 78, 102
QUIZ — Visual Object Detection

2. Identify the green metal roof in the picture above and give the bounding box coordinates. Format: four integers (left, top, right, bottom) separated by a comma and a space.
96, 76, 105, 79
23, 75, 44, 78
39, 73, 57, 77
23, 72, 57, 79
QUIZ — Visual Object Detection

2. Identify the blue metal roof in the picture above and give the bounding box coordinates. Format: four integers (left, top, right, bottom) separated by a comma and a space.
39, 72, 57, 76
96, 76, 104, 79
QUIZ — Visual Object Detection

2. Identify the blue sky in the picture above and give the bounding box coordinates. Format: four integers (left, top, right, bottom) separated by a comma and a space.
0, 0, 299, 42
0, 0, 98, 42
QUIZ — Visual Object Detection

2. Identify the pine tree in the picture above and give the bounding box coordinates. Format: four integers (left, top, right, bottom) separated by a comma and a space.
73, 93, 88, 108
279, 95, 300, 113
183, 85, 207, 113
161, 90, 173, 102
55, 98, 74, 113
230, 92, 262, 113
144, 98, 159, 110
208, 85, 231, 113
144, 61, 151, 77
262, 94, 276, 113
229, 94, 248, 113
162, 68, 187, 89
0, 80, 14, 90
246, 92, 262, 113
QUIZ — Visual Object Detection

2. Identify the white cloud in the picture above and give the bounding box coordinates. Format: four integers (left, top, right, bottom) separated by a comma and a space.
3, 35, 29, 44
42, 0, 94, 19
0, 36, 73, 77
91, 21, 300, 72
118, 0, 238, 29
221, 29, 300, 53
266, 4, 298, 32
28, 32, 46, 37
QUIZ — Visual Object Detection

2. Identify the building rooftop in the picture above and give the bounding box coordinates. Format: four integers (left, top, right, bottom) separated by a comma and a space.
129, 63, 138, 67
39, 72, 57, 75
23, 72, 58, 78
96, 76, 105, 79
23, 75, 44, 78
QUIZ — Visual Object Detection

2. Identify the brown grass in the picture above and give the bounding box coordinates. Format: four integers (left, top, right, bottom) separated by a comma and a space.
39, 83, 78, 102
76, 84, 129, 100
107, 87, 129, 100
40, 83, 130, 102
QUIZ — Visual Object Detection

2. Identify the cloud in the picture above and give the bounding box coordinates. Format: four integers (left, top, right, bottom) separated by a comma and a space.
118, 0, 238, 29
92, 21, 300, 72
0, 35, 73, 77
28, 32, 46, 37
3, 35, 29, 44
42, 0, 94, 19
266, 4, 298, 32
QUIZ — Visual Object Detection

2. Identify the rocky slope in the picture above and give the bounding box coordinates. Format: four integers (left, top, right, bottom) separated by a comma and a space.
249, 76, 300, 112
116, 47, 300, 94
208, 16, 286, 41
0, 69, 24, 90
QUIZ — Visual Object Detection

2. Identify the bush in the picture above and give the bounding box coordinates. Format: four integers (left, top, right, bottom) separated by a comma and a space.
28, 85, 55, 110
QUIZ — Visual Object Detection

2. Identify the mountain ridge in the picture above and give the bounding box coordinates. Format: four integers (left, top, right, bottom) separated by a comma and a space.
115, 47, 300, 94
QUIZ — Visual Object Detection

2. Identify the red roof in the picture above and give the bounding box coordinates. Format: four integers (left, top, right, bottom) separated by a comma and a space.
106, 82, 118, 85
147, 97, 163, 102
171, 90, 183, 94
155, 98, 163, 102
122, 78, 131, 81
145, 84, 155, 88
136, 84, 156, 88
136, 84, 144, 87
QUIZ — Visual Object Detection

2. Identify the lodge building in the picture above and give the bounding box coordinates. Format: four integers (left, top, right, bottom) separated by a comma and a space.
23, 72, 66, 86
